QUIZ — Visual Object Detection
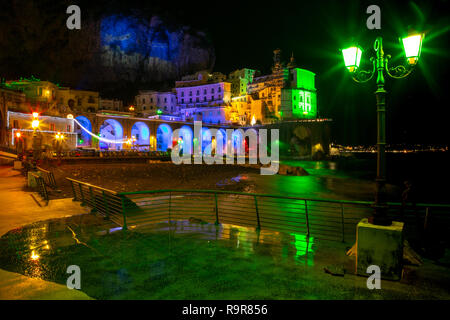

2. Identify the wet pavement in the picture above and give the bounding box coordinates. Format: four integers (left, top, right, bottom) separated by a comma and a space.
1, 212, 449, 299
1, 164, 449, 299
0, 165, 91, 299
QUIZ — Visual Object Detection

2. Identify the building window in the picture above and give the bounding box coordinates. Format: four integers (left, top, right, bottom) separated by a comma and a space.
50, 123, 55, 131
204, 89, 207, 94
189, 91, 192, 96
204, 97, 207, 102
211, 88, 214, 94
190, 98, 192, 103
78, 98, 82, 106
164, 106, 167, 110
143, 98, 146, 104
196, 90, 199, 95
181, 98, 184, 103
67, 125, 71, 132
218, 87, 221, 93
181, 92, 184, 97
164, 97, 167, 102
13, 120, 19, 129
196, 97, 199, 102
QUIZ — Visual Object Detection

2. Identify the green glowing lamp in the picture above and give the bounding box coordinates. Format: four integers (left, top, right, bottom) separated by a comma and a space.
341, 46, 363, 73
156, 109, 162, 115
401, 34, 423, 65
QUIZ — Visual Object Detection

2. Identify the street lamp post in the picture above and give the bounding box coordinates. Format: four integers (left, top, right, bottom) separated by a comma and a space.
55, 132, 64, 165
341, 33, 424, 226
15, 131, 21, 155
31, 112, 40, 169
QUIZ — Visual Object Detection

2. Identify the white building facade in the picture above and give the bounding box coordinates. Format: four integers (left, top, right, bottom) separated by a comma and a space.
135, 91, 177, 116
99, 98, 123, 111
175, 82, 231, 124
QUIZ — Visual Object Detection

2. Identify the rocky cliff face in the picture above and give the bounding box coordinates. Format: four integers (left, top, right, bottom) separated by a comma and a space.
0, 1, 215, 99
87, 14, 215, 85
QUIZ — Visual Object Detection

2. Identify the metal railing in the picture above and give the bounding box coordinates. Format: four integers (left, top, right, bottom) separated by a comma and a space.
67, 178, 450, 243
30, 172, 48, 202
66, 177, 126, 226
36, 167, 57, 189
0, 146, 17, 155
118, 190, 377, 242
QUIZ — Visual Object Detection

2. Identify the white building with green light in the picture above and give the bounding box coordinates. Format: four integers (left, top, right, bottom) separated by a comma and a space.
280, 68, 317, 120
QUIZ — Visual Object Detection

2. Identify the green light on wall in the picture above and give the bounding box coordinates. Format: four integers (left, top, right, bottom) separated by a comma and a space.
157, 109, 162, 115
291, 90, 316, 119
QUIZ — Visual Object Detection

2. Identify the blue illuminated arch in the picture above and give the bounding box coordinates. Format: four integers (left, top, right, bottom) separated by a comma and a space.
178, 125, 194, 155
75, 116, 92, 147
217, 129, 227, 154
131, 121, 150, 150
156, 123, 173, 151
99, 119, 124, 150
232, 130, 244, 154
201, 127, 211, 153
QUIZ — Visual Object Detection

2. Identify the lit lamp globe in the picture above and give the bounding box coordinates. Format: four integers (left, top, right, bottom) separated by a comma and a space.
341, 46, 363, 73
401, 34, 423, 65
31, 119, 40, 129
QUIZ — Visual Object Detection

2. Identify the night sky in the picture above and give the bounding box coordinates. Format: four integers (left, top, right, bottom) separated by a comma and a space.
1, 0, 449, 146
175, 0, 450, 146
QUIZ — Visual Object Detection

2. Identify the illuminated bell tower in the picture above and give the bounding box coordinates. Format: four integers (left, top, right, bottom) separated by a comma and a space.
287, 52, 297, 69
272, 49, 282, 73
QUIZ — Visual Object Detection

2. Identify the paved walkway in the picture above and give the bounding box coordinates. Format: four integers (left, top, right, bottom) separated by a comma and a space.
0, 165, 92, 299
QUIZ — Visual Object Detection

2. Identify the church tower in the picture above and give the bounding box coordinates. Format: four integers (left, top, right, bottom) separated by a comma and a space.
272, 49, 283, 73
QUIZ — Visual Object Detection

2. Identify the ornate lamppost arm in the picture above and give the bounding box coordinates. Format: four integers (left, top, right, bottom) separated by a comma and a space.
385, 55, 415, 79
351, 58, 376, 83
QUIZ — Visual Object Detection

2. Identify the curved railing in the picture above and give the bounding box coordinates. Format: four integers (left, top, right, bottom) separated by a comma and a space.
67, 178, 450, 243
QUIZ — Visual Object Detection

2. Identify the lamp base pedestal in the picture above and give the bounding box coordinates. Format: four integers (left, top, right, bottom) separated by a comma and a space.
356, 218, 404, 280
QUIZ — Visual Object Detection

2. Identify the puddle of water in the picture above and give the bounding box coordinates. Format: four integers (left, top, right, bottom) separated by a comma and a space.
0, 214, 330, 299
2, 214, 446, 299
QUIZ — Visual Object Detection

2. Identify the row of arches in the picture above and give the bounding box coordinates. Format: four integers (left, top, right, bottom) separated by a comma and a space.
74, 116, 256, 154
